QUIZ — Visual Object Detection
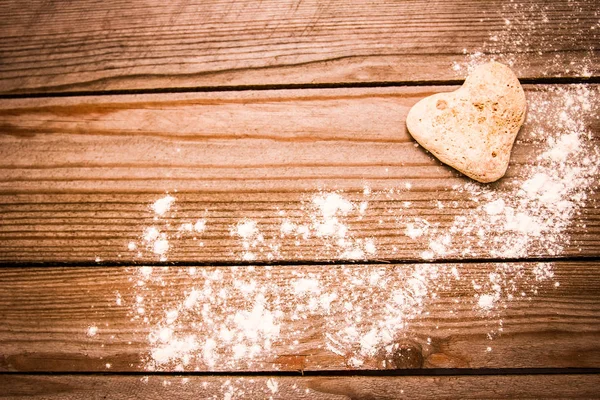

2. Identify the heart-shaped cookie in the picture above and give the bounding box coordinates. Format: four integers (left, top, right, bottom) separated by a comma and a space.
406, 62, 526, 183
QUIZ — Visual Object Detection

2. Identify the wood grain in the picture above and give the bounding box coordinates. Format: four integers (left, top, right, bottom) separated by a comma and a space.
2, 374, 600, 399
2, 1, 599, 393
0, 0, 598, 94
1, 85, 598, 262
0, 262, 598, 372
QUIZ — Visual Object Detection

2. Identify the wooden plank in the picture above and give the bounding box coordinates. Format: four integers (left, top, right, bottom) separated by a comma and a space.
2, 374, 600, 399
1, 85, 599, 262
0, 0, 598, 94
0, 262, 598, 372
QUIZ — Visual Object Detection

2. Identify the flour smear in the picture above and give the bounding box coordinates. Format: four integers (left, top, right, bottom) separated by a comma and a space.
82, 6, 600, 398
110, 82, 599, 376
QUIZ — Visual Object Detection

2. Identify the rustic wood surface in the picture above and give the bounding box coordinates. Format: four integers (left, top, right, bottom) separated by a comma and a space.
0, 262, 598, 372
2, 0, 600, 397
1, 85, 598, 263
2, 374, 600, 400
0, 0, 598, 94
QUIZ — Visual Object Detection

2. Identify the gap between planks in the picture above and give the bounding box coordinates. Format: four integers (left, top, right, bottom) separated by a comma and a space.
2, 367, 600, 377
1, 76, 599, 100
1, 373, 600, 399
1, 254, 600, 268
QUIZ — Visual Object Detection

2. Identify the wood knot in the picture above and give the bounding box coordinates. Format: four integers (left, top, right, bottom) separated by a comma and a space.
378, 342, 424, 369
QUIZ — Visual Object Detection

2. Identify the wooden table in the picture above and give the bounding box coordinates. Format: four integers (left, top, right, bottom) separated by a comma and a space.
1, 0, 599, 398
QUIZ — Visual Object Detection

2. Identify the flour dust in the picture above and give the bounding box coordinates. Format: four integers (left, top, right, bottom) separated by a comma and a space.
92, 85, 598, 385
451, 0, 599, 77
99, 84, 599, 379
82, 4, 600, 395
117, 261, 556, 373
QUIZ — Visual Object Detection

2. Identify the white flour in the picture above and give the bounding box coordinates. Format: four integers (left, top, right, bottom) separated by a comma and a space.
87, 5, 600, 390
115, 83, 598, 375
114, 81, 598, 378
415, 85, 599, 260
226, 191, 378, 262
151, 195, 175, 217
452, 1, 599, 77
86, 325, 98, 337
122, 260, 557, 373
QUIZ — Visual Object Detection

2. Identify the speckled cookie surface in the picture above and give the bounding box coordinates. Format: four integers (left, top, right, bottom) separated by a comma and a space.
406, 62, 527, 183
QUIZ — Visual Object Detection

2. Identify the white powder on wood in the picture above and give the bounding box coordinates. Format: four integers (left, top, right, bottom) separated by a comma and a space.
131, 198, 210, 261
314, 193, 353, 218
484, 199, 505, 216
153, 237, 169, 258
415, 85, 599, 260
477, 294, 496, 310
453, 1, 598, 78
118, 19, 598, 374
120, 82, 594, 373
292, 278, 320, 295
193, 219, 206, 233
143, 227, 160, 243
120, 258, 558, 373
152, 195, 175, 216
236, 220, 258, 239
98, 3, 600, 391
227, 191, 378, 261
86, 326, 98, 337
266, 378, 278, 394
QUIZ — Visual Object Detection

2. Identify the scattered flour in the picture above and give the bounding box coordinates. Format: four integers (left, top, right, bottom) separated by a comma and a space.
405, 218, 430, 240
414, 85, 599, 260
266, 378, 279, 394
119, 260, 557, 372
129, 266, 285, 371
108, 10, 600, 383
116, 83, 597, 378
122, 85, 598, 366
152, 195, 175, 217
478, 294, 497, 311
129, 196, 209, 262
194, 219, 206, 233
226, 190, 378, 262
453, 1, 598, 77
86, 325, 98, 337
233, 220, 262, 261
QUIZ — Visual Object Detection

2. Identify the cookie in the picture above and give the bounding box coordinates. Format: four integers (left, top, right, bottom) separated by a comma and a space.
406, 62, 526, 183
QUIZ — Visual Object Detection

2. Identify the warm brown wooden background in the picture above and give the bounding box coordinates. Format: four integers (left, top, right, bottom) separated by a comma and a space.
0, 0, 598, 94
1, 86, 598, 263
1, 0, 599, 398
1, 262, 599, 372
